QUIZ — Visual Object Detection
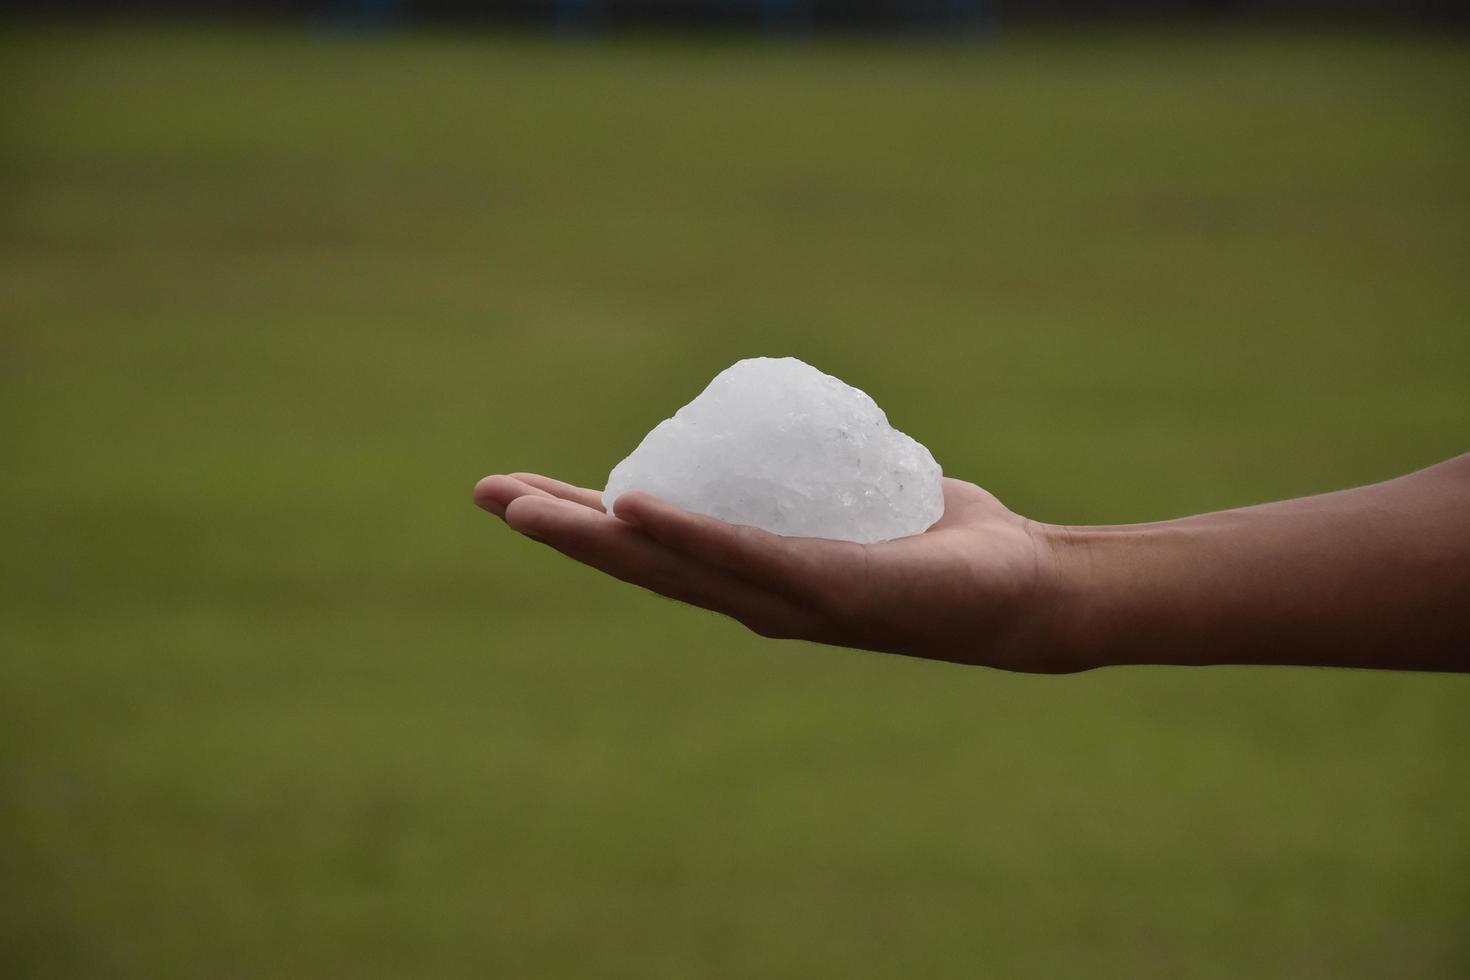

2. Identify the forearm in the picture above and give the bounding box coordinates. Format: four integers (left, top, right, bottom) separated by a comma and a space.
1041, 454, 1470, 672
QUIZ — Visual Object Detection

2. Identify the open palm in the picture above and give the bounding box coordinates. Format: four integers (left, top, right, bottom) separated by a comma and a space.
474, 473, 1066, 672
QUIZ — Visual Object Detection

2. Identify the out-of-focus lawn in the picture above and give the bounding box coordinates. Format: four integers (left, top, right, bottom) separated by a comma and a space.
2, 23, 1468, 979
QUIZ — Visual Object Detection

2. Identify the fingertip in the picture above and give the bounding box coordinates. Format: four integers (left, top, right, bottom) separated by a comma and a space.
608, 491, 636, 524
473, 474, 519, 517
611, 490, 668, 527
475, 474, 564, 520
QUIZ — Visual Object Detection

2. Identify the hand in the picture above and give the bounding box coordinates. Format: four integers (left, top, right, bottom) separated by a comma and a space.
473, 473, 1075, 673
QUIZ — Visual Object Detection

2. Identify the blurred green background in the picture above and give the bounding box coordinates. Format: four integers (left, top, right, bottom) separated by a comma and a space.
3, 23, 1469, 979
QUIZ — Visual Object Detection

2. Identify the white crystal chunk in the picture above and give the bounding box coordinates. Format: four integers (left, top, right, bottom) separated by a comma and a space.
603, 357, 944, 543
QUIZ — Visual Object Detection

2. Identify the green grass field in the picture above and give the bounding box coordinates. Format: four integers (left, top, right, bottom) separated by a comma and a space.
2, 22, 1468, 979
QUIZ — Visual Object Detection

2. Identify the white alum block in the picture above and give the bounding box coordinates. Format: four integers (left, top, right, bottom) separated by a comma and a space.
603, 357, 944, 544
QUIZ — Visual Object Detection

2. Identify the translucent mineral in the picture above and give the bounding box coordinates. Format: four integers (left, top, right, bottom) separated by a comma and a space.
603, 357, 944, 543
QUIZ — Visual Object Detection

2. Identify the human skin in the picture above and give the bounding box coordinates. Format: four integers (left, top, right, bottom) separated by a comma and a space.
472, 453, 1470, 673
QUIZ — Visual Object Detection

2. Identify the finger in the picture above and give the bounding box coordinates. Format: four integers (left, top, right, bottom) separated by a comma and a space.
508, 472, 607, 512
610, 491, 837, 595
504, 495, 802, 633
473, 474, 556, 518
927, 478, 1004, 530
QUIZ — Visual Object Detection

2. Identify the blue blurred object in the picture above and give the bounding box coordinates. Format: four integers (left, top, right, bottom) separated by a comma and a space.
759, 0, 810, 33
551, 0, 816, 33
557, 0, 592, 30
330, 0, 401, 26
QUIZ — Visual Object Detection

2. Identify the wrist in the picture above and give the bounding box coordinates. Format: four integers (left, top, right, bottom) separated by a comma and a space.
1023, 520, 1135, 673
1036, 519, 1226, 671
1003, 520, 1113, 673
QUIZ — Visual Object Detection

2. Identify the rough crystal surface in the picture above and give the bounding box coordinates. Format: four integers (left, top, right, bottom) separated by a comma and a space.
603, 357, 944, 543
